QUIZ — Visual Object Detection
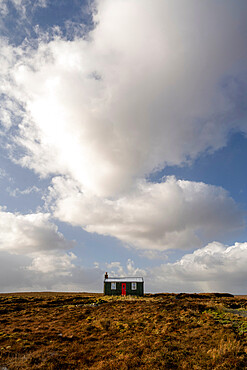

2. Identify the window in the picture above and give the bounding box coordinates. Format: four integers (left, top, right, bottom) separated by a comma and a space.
131, 282, 137, 290
111, 282, 116, 290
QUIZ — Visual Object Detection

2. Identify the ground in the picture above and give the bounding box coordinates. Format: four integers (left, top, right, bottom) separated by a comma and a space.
0, 292, 247, 369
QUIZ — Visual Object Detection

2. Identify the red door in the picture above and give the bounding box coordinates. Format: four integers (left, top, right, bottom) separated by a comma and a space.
122, 283, 126, 296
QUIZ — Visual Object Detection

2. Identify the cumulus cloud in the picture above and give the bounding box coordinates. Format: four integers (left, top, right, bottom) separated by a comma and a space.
0, 250, 104, 292
27, 252, 76, 274
47, 176, 244, 251
102, 242, 247, 294
2, 240, 247, 293
106, 259, 146, 278
0, 207, 79, 287
0, 207, 103, 292
0, 0, 246, 285
148, 241, 247, 294
0, 208, 75, 253
0, 0, 246, 197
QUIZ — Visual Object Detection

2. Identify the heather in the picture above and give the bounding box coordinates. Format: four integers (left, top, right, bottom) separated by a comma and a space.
0, 292, 247, 369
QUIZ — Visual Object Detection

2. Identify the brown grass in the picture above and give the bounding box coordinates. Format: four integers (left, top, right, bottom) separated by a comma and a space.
0, 292, 247, 369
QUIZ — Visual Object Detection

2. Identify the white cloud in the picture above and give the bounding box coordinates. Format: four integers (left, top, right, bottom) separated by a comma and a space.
0, 0, 246, 292
0, 250, 104, 292
0, 0, 48, 25
101, 242, 247, 294
7, 185, 41, 197
106, 259, 146, 278
0, 207, 93, 291
27, 252, 76, 274
2, 240, 247, 293
48, 176, 244, 251
0, 0, 246, 197
148, 241, 247, 294
1, 240, 247, 293
0, 168, 8, 179
0, 208, 75, 253
34, 0, 47, 8
7, 0, 47, 16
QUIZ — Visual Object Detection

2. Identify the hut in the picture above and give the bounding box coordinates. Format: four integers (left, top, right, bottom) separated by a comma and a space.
103, 273, 144, 296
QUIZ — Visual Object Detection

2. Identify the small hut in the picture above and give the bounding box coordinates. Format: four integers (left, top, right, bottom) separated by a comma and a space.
103, 273, 144, 296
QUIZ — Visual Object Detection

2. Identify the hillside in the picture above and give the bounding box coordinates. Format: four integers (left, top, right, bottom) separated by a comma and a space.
0, 292, 247, 369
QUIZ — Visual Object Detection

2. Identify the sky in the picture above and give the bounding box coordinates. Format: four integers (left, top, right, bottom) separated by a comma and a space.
0, 0, 247, 293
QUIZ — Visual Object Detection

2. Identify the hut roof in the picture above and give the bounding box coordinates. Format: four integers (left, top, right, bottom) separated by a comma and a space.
104, 277, 143, 282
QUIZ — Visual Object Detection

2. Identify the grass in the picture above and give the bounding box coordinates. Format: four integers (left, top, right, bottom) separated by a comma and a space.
0, 292, 247, 369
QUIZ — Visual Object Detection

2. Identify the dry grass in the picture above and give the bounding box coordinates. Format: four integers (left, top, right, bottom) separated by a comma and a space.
0, 292, 247, 369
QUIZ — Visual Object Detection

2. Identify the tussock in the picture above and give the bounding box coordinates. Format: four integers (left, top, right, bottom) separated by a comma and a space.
0, 292, 247, 369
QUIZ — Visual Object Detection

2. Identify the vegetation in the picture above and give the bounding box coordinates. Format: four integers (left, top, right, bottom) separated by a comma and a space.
0, 292, 247, 369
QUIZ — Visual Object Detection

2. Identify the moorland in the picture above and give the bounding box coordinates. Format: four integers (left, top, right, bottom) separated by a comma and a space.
0, 292, 247, 369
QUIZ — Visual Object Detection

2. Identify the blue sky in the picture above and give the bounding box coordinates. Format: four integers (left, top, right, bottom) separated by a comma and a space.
0, 0, 247, 293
